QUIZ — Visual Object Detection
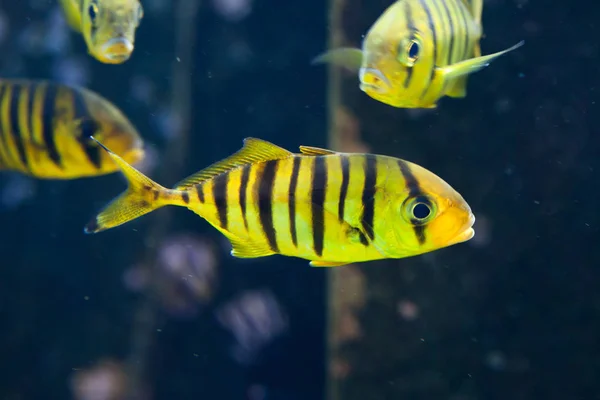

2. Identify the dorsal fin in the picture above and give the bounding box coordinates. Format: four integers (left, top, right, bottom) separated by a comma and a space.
173, 138, 293, 190
59, 0, 83, 32
461, 0, 482, 25
299, 145, 337, 156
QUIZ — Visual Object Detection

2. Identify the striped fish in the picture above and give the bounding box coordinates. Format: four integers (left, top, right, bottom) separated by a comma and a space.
0, 80, 144, 179
59, 0, 143, 64
84, 137, 475, 267
312, 0, 524, 108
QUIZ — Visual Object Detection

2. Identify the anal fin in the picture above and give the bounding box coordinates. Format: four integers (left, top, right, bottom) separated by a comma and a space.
310, 260, 349, 267
445, 75, 469, 98
229, 236, 275, 258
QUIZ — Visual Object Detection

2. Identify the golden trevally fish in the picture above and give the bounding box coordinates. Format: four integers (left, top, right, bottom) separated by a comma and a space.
313, 0, 524, 108
84, 137, 475, 267
0, 79, 144, 179
59, 0, 143, 64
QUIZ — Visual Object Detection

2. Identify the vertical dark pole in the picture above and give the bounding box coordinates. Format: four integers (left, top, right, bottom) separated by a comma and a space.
124, 0, 200, 397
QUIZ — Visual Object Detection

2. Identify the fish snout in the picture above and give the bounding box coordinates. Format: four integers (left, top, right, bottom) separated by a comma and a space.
101, 37, 134, 62
359, 68, 391, 94
449, 208, 476, 246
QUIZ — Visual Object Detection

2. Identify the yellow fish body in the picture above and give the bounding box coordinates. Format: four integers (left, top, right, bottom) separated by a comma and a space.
59, 0, 143, 64
0, 80, 144, 179
313, 0, 524, 108
85, 137, 475, 267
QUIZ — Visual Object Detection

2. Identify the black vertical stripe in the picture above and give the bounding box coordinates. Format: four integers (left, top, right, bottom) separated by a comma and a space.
403, 1, 415, 89
419, 0, 438, 100
181, 191, 190, 204
361, 155, 377, 241
441, 0, 456, 66
24, 84, 34, 143
258, 161, 279, 252
72, 89, 102, 168
40, 83, 63, 168
288, 156, 301, 247
212, 172, 229, 229
338, 155, 350, 223
358, 231, 369, 246
413, 224, 426, 245
239, 164, 250, 230
196, 184, 205, 203
397, 160, 426, 245
9, 85, 29, 170
397, 160, 421, 197
457, 3, 471, 60
311, 157, 327, 257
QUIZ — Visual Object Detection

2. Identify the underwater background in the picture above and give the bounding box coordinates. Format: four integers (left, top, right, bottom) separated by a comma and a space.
0, 0, 598, 399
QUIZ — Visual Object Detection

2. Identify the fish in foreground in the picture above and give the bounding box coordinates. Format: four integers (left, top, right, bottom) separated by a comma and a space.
312, 0, 524, 108
0, 79, 144, 179
85, 138, 475, 267
59, 0, 143, 64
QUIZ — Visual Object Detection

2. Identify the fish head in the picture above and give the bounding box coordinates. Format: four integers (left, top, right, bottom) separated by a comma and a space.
385, 160, 475, 257
82, 0, 144, 64
358, 1, 436, 108
79, 88, 145, 169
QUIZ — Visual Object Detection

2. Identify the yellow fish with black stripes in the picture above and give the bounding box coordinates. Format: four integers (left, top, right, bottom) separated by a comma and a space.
0, 79, 144, 179
59, 0, 143, 64
84, 137, 475, 267
313, 0, 524, 108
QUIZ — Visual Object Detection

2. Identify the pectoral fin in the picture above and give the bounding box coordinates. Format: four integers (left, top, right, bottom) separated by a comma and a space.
439, 40, 524, 81
311, 48, 364, 71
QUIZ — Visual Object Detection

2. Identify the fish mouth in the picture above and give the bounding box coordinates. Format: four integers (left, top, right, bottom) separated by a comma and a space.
449, 213, 476, 245
359, 67, 391, 94
101, 38, 134, 62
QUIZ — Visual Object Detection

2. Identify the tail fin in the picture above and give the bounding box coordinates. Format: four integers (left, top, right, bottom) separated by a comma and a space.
84, 136, 169, 234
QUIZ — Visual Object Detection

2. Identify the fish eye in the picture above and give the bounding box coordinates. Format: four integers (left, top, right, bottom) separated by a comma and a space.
396, 37, 422, 67
412, 202, 431, 220
88, 3, 98, 23
407, 41, 420, 61
401, 195, 436, 224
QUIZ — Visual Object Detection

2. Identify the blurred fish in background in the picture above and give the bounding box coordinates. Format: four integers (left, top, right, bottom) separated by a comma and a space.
313, 0, 524, 108
0, 79, 145, 179
59, 0, 144, 64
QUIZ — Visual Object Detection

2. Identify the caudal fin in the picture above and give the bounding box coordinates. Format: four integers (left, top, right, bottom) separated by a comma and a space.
84, 136, 168, 234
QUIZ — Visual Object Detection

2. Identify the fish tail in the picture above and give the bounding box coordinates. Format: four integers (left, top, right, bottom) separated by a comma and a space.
84, 136, 176, 234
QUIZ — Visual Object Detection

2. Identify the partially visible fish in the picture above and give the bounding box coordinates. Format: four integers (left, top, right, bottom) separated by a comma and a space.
59, 0, 143, 64
0, 79, 144, 179
313, 0, 523, 108
84, 137, 475, 267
